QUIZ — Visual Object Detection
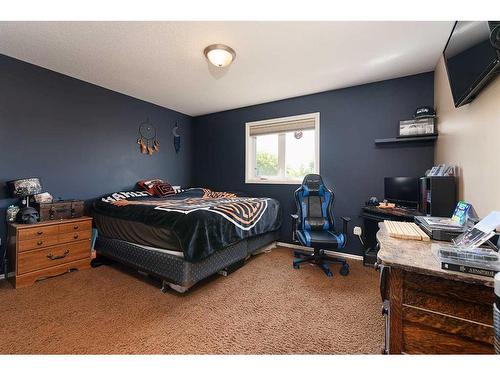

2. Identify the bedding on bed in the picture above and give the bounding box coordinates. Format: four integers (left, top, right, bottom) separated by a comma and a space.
92, 188, 282, 262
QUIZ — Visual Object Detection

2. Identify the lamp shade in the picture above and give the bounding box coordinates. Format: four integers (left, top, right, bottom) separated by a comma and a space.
7, 178, 43, 198
203, 44, 236, 68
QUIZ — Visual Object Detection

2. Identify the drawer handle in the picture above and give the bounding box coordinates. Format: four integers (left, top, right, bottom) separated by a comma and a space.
37, 241, 43, 246
73, 225, 79, 230
73, 234, 79, 239
46, 250, 69, 260
37, 231, 43, 235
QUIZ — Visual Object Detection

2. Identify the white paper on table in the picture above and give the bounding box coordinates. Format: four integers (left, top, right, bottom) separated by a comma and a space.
474, 211, 500, 233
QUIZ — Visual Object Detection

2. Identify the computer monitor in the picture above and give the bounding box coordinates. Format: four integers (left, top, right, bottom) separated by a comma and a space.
384, 177, 419, 207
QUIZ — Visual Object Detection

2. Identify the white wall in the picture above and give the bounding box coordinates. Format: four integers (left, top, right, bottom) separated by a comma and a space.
434, 56, 500, 217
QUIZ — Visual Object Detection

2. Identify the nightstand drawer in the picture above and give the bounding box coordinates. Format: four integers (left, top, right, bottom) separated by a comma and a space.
18, 236, 59, 252
17, 241, 90, 275
18, 225, 59, 241
59, 220, 92, 234
59, 230, 91, 244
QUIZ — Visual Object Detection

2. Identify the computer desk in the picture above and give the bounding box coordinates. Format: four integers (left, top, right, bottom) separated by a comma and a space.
360, 205, 423, 266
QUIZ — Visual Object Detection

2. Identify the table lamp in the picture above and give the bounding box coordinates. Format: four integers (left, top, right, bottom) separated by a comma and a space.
7, 178, 43, 207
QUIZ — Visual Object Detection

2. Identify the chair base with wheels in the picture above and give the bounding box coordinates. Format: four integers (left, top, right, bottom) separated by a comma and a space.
293, 249, 349, 277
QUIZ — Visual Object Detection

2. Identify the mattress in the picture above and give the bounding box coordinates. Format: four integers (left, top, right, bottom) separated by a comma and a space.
122, 241, 184, 258
92, 188, 282, 263
93, 214, 181, 251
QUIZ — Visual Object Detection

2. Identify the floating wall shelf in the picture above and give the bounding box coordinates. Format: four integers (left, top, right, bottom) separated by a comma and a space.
374, 135, 438, 145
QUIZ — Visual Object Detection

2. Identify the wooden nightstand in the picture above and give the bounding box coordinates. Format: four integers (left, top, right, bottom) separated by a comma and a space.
7, 216, 93, 288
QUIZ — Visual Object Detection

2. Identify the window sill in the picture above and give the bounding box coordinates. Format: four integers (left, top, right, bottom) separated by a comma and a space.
245, 179, 303, 185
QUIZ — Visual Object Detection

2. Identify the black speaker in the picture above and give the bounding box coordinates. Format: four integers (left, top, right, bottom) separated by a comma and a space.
490, 21, 500, 50
419, 176, 457, 217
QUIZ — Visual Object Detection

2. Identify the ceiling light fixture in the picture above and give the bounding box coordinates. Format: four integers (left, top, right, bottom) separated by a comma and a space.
203, 44, 236, 68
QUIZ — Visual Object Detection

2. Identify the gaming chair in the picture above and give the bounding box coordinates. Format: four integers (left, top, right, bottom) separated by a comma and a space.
292, 174, 351, 277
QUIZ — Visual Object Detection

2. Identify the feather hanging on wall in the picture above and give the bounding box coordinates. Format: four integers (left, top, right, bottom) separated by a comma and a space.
172, 122, 181, 153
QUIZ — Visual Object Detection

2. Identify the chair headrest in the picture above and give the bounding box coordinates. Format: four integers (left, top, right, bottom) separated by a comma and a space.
301, 174, 325, 196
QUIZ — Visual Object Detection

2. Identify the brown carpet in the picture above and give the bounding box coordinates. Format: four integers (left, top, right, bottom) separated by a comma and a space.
0, 247, 383, 354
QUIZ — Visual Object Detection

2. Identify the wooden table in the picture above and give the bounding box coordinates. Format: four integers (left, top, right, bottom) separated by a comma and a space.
376, 222, 495, 354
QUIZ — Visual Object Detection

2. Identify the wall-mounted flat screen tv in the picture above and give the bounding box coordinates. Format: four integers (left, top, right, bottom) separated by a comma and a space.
443, 21, 500, 107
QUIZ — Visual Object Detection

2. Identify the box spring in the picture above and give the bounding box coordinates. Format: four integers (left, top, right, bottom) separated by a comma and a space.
94, 231, 278, 289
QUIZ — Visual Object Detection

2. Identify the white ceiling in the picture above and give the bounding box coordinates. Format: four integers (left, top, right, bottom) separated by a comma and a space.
0, 21, 454, 116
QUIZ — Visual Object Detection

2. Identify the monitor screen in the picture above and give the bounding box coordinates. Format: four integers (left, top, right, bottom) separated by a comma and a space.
384, 177, 419, 206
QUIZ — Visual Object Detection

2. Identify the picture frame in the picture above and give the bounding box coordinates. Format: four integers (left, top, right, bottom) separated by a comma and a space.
398, 118, 437, 138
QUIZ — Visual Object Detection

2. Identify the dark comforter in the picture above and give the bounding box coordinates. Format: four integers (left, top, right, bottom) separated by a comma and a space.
92, 188, 282, 262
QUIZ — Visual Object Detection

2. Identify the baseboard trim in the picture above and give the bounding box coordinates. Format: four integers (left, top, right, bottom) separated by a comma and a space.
253, 241, 277, 255
276, 242, 363, 261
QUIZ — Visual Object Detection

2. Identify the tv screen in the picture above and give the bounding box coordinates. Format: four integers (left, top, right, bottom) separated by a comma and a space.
384, 177, 419, 207
444, 21, 500, 107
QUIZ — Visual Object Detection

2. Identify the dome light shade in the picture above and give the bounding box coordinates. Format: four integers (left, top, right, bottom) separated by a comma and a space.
204, 44, 236, 67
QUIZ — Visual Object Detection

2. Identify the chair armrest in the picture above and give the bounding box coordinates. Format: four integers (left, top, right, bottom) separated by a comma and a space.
341, 216, 351, 236
291, 214, 299, 242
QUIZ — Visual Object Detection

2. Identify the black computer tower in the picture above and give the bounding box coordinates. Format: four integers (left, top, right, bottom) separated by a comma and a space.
419, 176, 457, 217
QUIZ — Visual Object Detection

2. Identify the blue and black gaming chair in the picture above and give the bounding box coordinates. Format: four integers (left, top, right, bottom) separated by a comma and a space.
292, 174, 351, 277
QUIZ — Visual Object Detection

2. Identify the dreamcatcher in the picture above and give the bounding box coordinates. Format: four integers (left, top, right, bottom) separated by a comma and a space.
137, 118, 160, 155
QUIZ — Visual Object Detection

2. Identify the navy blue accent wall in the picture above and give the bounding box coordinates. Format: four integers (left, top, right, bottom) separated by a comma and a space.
0, 51, 435, 272
0, 54, 193, 273
193, 72, 435, 256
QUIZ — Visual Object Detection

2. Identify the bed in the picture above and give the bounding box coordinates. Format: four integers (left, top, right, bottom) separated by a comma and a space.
92, 188, 282, 292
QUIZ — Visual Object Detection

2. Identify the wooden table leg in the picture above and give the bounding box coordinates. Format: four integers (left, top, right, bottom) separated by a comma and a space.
389, 267, 403, 354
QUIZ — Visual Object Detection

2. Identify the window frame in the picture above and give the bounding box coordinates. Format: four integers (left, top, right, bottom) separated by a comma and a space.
245, 112, 320, 184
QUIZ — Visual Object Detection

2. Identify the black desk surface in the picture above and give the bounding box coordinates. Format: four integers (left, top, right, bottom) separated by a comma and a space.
361, 205, 423, 221
360, 205, 424, 265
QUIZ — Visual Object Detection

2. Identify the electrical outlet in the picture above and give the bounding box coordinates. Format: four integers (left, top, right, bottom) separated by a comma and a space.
353, 226, 362, 236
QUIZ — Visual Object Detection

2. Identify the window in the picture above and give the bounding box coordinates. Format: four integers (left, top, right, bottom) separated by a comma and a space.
245, 112, 320, 184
